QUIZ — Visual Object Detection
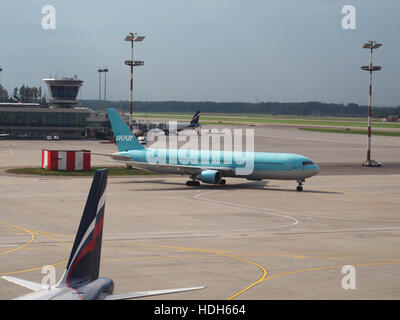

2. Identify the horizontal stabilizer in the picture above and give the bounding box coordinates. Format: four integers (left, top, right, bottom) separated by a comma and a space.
91, 152, 131, 161
1, 276, 43, 292
104, 286, 206, 300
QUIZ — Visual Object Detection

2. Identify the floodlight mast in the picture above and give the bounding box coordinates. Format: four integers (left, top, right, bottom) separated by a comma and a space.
97, 67, 109, 107
103, 67, 108, 107
97, 68, 102, 102
124, 33, 145, 131
361, 40, 382, 167
0, 66, 3, 102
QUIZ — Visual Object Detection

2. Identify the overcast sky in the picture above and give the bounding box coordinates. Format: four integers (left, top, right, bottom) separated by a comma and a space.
0, 0, 399, 106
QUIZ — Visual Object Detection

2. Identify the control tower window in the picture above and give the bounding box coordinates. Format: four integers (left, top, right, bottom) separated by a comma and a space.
50, 86, 79, 100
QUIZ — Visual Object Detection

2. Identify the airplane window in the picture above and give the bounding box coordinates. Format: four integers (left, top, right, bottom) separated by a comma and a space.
302, 161, 314, 165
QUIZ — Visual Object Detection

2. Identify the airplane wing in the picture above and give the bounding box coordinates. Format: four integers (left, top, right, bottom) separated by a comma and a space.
1, 276, 43, 292
104, 286, 206, 300
112, 159, 234, 175
93, 153, 235, 175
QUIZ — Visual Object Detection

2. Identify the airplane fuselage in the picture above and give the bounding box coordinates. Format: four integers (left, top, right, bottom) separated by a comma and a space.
117, 148, 320, 181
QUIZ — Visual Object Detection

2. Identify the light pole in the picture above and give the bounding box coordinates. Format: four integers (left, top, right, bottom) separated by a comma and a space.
97, 68, 103, 103
361, 40, 382, 167
124, 32, 145, 131
98, 67, 109, 107
103, 67, 108, 107
0, 66, 3, 102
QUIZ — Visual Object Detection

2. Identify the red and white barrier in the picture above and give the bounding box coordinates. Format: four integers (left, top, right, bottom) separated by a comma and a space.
42, 150, 91, 171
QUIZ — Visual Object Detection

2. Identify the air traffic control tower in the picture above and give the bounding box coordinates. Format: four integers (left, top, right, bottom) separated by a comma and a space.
43, 76, 83, 108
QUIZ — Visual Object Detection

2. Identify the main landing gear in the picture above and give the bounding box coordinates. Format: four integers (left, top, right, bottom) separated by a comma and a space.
296, 179, 304, 192
185, 179, 227, 186
186, 180, 200, 187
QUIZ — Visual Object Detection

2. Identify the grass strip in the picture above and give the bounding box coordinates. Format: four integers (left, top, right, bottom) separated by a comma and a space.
133, 113, 400, 128
299, 127, 400, 137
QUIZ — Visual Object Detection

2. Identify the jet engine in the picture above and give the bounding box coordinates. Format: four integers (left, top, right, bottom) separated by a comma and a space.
196, 170, 222, 184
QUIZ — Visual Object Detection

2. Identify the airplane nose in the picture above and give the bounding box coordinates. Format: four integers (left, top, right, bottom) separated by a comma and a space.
313, 164, 320, 175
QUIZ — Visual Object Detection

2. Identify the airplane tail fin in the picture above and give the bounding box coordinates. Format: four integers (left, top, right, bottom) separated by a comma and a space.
107, 108, 145, 152
12, 95, 22, 103
190, 111, 201, 126
57, 169, 108, 288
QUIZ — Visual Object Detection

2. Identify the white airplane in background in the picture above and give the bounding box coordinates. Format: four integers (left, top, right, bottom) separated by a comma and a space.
0, 95, 40, 107
164, 110, 201, 135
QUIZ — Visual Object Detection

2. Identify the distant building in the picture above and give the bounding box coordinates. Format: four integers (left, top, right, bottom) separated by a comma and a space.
382, 115, 398, 122
0, 77, 111, 139
43, 77, 84, 109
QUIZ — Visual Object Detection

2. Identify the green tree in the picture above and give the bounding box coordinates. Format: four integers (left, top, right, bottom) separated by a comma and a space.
0, 84, 8, 102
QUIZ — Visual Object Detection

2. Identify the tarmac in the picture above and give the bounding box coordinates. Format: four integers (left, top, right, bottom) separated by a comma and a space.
0, 124, 400, 300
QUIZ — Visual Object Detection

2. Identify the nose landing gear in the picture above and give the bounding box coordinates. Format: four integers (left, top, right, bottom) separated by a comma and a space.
296, 179, 304, 192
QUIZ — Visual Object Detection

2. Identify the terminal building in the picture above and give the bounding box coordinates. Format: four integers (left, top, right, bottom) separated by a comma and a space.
0, 77, 111, 139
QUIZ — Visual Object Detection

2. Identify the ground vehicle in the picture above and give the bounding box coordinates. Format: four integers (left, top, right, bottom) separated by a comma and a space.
138, 136, 147, 145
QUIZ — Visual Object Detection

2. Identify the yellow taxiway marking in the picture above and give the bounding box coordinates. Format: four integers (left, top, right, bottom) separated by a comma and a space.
141, 244, 269, 301
0, 260, 68, 277
6, 143, 14, 156
262, 260, 400, 283
0, 222, 35, 255
32, 230, 73, 247
4, 226, 400, 300
0, 224, 71, 278
225, 254, 268, 300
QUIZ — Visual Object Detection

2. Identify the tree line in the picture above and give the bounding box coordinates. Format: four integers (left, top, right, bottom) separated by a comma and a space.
1, 87, 399, 118
0, 85, 47, 103
82, 99, 400, 118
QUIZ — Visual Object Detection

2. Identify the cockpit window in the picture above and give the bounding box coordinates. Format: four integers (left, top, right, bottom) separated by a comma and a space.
302, 161, 314, 165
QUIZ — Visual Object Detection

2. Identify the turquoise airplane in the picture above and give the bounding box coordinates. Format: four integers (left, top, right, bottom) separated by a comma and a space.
104, 108, 320, 191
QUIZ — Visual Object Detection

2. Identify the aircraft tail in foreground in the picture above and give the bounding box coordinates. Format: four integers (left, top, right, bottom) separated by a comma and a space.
57, 168, 108, 288
2, 169, 205, 299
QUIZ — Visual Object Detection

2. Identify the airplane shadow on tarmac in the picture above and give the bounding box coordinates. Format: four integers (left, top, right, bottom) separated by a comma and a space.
111, 179, 342, 194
